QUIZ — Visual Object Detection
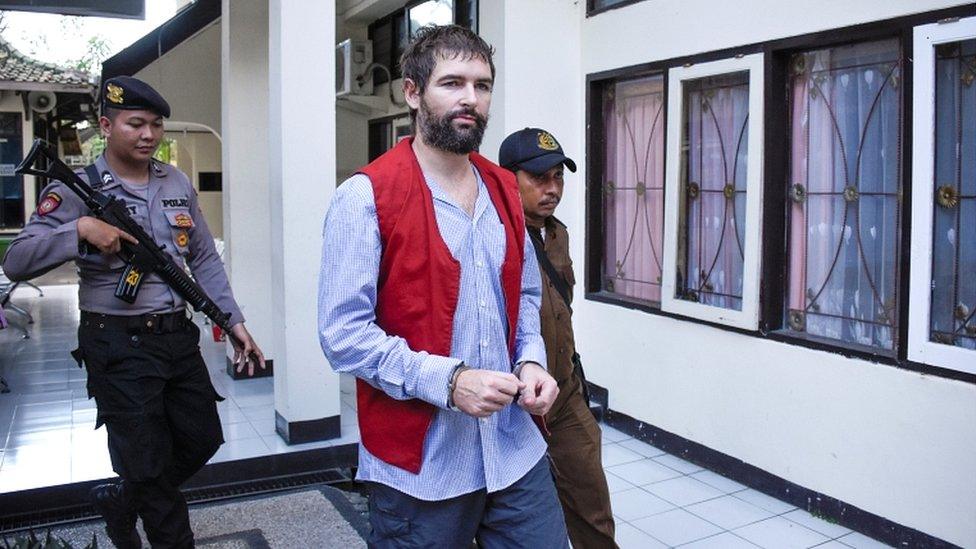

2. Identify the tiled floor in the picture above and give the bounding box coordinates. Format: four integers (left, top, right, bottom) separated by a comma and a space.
1, 282, 894, 548
599, 425, 892, 548
0, 282, 358, 494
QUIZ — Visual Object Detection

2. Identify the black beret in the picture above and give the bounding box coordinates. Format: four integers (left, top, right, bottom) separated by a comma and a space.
101, 76, 171, 118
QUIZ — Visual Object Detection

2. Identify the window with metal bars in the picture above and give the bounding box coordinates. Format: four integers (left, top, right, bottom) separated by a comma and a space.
784, 39, 903, 352
584, 6, 976, 380
676, 71, 750, 311
929, 39, 975, 351
908, 16, 976, 376
600, 74, 666, 305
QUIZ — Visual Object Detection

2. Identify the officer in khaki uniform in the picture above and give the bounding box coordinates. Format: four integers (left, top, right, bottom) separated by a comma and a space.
2, 76, 264, 549
500, 128, 617, 548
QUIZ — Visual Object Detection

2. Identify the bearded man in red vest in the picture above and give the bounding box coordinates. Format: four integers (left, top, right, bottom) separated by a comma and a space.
319, 25, 570, 548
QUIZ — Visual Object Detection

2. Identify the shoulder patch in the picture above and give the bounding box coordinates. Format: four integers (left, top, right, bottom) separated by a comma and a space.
37, 192, 62, 216
173, 212, 193, 228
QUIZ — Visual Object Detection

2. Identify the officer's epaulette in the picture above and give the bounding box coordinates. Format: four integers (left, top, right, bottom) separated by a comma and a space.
151, 159, 168, 178
82, 165, 114, 190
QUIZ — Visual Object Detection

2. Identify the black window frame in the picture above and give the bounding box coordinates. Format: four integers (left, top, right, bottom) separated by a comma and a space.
367, 0, 479, 86
585, 4, 976, 384
0, 111, 25, 231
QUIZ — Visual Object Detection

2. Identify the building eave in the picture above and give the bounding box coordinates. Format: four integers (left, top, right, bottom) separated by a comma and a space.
101, 0, 220, 81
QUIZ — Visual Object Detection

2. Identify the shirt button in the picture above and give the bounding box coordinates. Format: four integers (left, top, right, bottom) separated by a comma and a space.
479, 300, 487, 307
481, 340, 488, 348
476, 260, 484, 268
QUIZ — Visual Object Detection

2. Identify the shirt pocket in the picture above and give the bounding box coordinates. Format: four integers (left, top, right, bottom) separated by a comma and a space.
163, 209, 195, 256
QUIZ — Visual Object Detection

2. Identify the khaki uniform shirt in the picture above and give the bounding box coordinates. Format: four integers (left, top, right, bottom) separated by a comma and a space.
533, 216, 580, 418
1, 155, 243, 325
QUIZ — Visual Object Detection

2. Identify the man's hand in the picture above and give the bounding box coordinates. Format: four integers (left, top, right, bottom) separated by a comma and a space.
77, 216, 138, 254
230, 323, 266, 376
516, 362, 559, 416
452, 369, 525, 418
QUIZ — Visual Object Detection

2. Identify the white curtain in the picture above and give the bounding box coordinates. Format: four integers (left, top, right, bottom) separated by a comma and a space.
787, 39, 901, 349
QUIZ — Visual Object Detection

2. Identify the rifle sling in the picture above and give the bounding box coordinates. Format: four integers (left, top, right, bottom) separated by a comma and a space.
83, 164, 100, 193
528, 228, 572, 312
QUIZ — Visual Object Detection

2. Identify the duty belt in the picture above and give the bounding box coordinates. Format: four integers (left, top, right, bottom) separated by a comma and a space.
80, 310, 190, 334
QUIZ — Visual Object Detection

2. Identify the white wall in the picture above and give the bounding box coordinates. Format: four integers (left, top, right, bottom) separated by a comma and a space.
136, 20, 223, 238
513, 1, 976, 546
168, 131, 222, 238
221, 0, 275, 364
269, 0, 340, 427
135, 22, 221, 132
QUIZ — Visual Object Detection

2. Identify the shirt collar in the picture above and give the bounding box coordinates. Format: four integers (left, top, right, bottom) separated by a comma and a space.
424, 164, 490, 220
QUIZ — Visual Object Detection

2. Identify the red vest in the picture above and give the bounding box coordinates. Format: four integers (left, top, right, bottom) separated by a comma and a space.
356, 138, 525, 474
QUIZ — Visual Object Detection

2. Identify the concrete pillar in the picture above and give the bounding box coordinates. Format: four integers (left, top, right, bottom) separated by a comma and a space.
476, 0, 506, 158
268, 0, 341, 442
221, 0, 275, 377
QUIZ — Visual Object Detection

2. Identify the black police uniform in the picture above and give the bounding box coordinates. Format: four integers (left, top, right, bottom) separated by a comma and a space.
1, 76, 242, 549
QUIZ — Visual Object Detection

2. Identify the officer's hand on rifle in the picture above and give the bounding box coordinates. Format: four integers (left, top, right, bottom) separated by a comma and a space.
230, 323, 266, 376
78, 216, 138, 254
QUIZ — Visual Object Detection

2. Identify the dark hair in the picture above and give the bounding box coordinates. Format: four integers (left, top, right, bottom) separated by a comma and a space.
101, 106, 122, 120
400, 25, 495, 120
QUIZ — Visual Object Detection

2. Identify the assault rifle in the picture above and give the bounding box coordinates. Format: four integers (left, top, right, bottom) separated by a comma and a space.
16, 139, 252, 359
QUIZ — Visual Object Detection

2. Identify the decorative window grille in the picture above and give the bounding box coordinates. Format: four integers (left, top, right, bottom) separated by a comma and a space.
601, 75, 666, 305
785, 39, 902, 351
663, 54, 764, 330
676, 71, 749, 311
909, 16, 976, 374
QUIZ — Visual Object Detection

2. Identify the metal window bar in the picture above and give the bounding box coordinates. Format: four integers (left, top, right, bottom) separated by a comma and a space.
930, 39, 976, 349
602, 75, 666, 304
678, 72, 749, 310
786, 39, 903, 350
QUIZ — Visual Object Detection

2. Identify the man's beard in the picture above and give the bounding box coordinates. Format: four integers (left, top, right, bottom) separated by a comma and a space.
417, 98, 488, 154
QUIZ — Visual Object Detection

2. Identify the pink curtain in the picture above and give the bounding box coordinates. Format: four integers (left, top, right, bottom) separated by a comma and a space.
680, 73, 749, 311
603, 75, 665, 304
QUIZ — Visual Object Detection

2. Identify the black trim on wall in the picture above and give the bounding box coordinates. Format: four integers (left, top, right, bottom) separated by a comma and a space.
602, 405, 963, 549
760, 46, 790, 335
896, 25, 915, 364
586, 0, 646, 18
584, 4, 976, 385
275, 411, 342, 445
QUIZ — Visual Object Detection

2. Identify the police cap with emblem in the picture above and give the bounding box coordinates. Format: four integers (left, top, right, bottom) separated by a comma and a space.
499, 127, 577, 175
101, 76, 171, 118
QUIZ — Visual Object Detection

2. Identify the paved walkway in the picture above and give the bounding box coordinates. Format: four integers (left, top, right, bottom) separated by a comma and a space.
0, 282, 893, 548
599, 424, 890, 548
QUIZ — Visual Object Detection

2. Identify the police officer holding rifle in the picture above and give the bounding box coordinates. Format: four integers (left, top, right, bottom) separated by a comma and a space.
2, 76, 264, 549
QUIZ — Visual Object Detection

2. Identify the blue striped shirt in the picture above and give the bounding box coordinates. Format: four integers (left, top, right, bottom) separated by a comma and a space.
318, 168, 548, 500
